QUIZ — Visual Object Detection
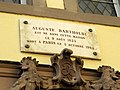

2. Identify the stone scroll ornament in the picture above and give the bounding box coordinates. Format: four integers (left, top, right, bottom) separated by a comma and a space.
11, 57, 48, 90
90, 65, 120, 90
51, 48, 86, 87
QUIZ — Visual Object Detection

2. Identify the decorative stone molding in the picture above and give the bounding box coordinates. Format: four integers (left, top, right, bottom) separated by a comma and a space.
90, 65, 120, 90
51, 48, 86, 89
11, 57, 50, 90
6, 48, 120, 90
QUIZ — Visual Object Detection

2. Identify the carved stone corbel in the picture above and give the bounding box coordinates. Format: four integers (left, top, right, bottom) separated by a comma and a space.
90, 65, 120, 90
51, 48, 86, 89
11, 57, 50, 90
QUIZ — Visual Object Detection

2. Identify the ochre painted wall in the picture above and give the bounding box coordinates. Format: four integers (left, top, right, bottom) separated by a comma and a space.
46, 0, 64, 9
0, 12, 120, 70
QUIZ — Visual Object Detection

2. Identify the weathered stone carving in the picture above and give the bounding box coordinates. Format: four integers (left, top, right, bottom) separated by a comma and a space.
9, 51, 120, 90
90, 65, 120, 90
11, 57, 46, 90
51, 48, 86, 88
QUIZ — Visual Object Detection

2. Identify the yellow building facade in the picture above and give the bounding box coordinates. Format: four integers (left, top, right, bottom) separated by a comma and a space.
0, 0, 120, 70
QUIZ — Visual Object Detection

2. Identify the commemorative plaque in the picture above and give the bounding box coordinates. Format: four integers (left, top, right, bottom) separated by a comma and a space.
19, 19, 101, 59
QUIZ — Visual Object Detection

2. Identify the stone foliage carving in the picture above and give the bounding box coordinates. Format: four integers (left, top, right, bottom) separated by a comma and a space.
90, 65, 120, 90
11, 57, 49, 90
10, 49, 120, 90
51, 48, 86, 87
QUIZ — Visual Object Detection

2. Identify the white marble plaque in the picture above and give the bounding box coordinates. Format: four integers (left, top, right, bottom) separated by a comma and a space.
19, 19, 101, 59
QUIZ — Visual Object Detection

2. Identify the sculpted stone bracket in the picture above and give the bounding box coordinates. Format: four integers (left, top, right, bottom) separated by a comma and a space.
11, 48, 120, 90
11, 57, 50, 90
51, 48, 86, 89
90, 66, 120, 90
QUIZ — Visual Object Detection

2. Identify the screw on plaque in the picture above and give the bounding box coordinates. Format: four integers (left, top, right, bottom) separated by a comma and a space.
93, 52, 97, 56
25, 44, 30, 48
23, 21, 28, 24
88, 29, 93, 32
